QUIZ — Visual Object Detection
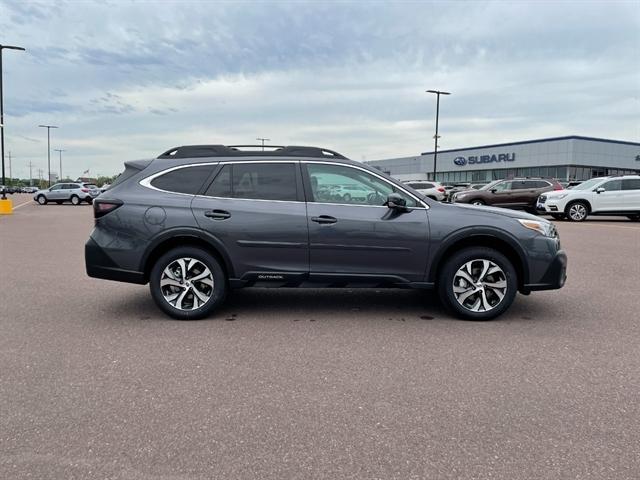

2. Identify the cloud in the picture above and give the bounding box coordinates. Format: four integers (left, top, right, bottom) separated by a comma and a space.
0, 0, 638, 178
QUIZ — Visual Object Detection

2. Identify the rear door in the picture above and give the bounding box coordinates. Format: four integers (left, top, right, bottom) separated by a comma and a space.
303, 162, 429, 283
191, 161, 309, 281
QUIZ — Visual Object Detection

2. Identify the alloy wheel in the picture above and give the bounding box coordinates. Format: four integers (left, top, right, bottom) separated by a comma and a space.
452, 259, 507, 312
160, 257, 214, 311
568, 203, 587, 221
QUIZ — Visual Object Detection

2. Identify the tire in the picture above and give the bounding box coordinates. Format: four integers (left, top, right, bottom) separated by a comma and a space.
342, 193, 352, 202
565, 201, 589, 222
471, 200, 485, 206
149, 246, 227, 320
86, 198, 93, 204
627, 214, 640, 222
70, 195, 80, 205
550, 213, 565, 220
437, 247, 517, 321
37, 195, 47, 205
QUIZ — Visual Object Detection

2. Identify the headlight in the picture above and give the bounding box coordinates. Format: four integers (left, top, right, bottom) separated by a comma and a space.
517, 219, 558, 238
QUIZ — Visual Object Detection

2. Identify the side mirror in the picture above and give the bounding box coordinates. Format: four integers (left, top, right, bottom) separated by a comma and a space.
490, 188, 498, 193
595, 187, 605, 194
386, 192, 407, 211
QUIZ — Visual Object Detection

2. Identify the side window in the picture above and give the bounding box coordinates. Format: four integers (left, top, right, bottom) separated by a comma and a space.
622, 179, 640, 190
306, 164, 417, 207
232, 163, 297, 201
601, 180, 622, 191
493, 181, 512, 192
206, 165, 231, 197
204, 163, 298, 201
511, 181, 529, 190
150, 165, 216, 194
50, 184, 61, 191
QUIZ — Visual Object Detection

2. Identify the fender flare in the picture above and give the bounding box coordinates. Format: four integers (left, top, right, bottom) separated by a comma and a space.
427, 226, 530, 285
139, 227, 235, 278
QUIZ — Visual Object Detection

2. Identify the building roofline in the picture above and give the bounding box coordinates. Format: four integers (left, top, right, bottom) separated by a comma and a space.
418, 135, 640, 156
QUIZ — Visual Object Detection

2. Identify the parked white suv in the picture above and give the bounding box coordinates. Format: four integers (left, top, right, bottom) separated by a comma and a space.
537, 175, 640, 222
404, 181, 446, 201
34, 182, 101, 205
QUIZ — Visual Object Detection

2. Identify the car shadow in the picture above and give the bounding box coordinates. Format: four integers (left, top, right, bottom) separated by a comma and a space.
99, 287, 552, 325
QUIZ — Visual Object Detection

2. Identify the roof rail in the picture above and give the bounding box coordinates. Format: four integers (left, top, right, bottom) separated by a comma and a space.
158, 144, 347, 159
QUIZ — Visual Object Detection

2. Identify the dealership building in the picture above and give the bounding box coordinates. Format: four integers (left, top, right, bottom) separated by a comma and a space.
366, 135, 640, 184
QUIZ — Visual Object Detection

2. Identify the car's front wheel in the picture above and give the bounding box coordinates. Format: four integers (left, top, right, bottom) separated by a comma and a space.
438, 247, 517, 320
565, 201, 589, 222
150, 246, 227, 320
36, 195, 47, 205
471, 199, 485, 206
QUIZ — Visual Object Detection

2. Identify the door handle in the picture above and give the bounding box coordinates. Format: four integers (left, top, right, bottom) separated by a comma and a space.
204, 209, 231, 220
311, 215, 337, 225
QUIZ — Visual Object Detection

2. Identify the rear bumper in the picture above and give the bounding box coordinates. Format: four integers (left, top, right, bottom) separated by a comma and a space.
522, 249, 567, 292
85, 237, 146, 284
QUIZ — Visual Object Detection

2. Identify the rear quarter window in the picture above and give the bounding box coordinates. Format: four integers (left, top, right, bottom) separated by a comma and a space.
150, 165, 216, 194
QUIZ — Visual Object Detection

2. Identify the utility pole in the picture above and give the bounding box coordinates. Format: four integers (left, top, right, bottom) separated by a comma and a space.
7, 151, 10, 185
28, 160, 33, 186
256, 137, 270, 151
54, 148, 65, 181
426, 89, 451, 181
0, 44, 26, 199
38, 124, 58, 187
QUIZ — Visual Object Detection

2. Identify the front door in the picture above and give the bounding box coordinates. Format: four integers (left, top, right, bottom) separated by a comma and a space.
191, 161, 309, 281
489, 180, 518, 207
303, 163, 429, 283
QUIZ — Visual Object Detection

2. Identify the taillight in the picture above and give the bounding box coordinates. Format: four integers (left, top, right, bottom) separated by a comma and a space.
437, 187, 445, 192
81, 188, 90, 193
93, 199, 123, 218
553, 184, 563, 190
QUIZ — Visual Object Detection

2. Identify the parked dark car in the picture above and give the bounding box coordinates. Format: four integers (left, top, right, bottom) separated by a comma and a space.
451, 178, 563, 213
85, 144, 567, 321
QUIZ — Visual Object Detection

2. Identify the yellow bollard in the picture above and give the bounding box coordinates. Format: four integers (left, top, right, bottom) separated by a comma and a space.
0, 198, 13, 215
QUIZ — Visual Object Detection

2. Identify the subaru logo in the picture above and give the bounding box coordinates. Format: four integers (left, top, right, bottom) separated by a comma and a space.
453, 156, 467, 166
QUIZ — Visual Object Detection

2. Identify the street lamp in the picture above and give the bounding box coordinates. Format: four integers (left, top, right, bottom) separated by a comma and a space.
256, 137, 270, 151
1, 44, 26, 198
426, 89, 451, 181
39, 125, 58, 187
54, 148, 65, 181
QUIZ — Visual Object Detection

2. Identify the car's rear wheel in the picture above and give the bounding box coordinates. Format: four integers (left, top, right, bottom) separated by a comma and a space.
37, 195, 47, 205
438, 247, 517, 321
70, 195, 80, 205
627, 214, 640, 222
471, 199, 485, 206
150, 246, 227, 320
565, 201, 589, 222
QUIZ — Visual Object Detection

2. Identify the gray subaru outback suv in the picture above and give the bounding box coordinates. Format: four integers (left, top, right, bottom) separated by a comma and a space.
85, 144, 567, 321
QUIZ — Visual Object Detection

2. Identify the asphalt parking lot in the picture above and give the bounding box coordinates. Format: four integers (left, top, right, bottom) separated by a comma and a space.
1, 198, 639, 479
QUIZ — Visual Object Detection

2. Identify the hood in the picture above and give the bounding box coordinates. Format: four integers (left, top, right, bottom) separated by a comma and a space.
442, 202, 547, 222
542, 189, 569, 199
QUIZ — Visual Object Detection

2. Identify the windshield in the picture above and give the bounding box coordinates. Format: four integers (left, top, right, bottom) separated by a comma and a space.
571, 178, 603, 190
479, 180, 503, 191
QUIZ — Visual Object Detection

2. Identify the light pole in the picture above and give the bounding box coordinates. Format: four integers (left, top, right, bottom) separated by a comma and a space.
54, 149, 65, 181
426, 89, 451, 181
256, 137, 270, 151
39, 125, 58, 186
1, 44, 26, 198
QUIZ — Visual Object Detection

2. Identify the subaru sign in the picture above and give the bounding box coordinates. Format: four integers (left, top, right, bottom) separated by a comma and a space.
453, 153, 516, 167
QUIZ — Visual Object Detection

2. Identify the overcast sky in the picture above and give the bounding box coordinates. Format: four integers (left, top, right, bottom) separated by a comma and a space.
1, 0, 638, 179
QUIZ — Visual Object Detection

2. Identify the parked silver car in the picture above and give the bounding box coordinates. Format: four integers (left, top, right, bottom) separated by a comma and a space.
34, 182, 100, 205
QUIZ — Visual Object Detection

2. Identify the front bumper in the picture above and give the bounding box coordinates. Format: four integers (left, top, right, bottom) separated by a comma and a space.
522, 249, 567, 292
85, 237, 146, 284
